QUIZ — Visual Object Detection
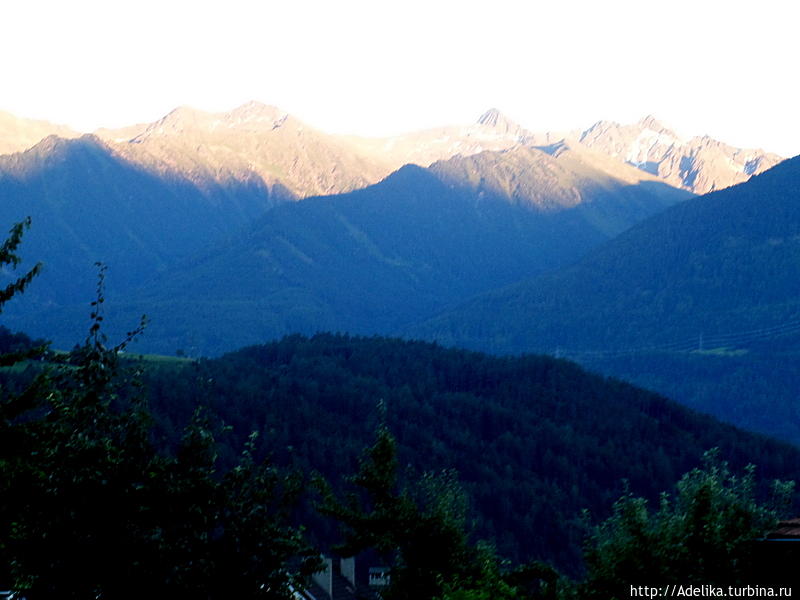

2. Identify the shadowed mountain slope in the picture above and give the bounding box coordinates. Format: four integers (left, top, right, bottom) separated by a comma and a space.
411, 155, 800, 444
15, 144, 689, 356
415, 154, 800, 353
0, 134, 277, 310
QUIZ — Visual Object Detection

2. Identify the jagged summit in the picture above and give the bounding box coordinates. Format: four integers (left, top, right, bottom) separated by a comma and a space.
70, 103, 785, 199
0, 134, 118, 182
637, 114, 671, 132
20, 133, 105, 160
225, 101, 289, 130
134, 106, 212, 138
162, 105, 210, 124
581, 119, 618, 134
0, 111, 78, 155
27, 133, 71, 154
131, 103, 291, 140
476, 108, 524, 135
231, 100, 276, 114
477, 108, 504, 126
575, 115, 780, 194
103, 101, 385, 199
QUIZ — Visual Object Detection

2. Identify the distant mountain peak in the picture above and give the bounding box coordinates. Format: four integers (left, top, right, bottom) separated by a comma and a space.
233, 100, 273, 113
25, 132, 104, 156
0, 133, 112, 179
575, 115, 781, 194
0, 111, 79, 155
584, 119, 619, 132
130, 102, 293, 142
476, 108, 521, 133
162, 105, 207, 123
473, 108, 536, 146
637, 114, 670, 132
477, 108, 503, 126
226, 101, 289, 129
135, 106, 211, 138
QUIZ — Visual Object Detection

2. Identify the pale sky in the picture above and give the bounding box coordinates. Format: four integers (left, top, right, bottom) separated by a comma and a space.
3, 0, 798, 156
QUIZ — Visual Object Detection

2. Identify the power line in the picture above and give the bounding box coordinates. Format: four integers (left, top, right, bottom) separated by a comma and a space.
556, 315, 800, 359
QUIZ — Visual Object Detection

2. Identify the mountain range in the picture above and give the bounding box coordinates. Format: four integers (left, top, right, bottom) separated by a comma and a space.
576, 115, 782, 194
3, 103, 780, 198
4, 99, 800, 589
2, 141, 688, 355
415, 154, 800, 354
0, 101, 793, 444
412, 155, 800, 444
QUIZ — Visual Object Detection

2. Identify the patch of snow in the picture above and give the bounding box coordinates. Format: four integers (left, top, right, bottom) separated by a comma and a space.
726, 156, 746, 174
625, 128, 684, 167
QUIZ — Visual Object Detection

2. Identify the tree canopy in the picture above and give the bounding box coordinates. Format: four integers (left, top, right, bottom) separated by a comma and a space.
0, 222, 320, 598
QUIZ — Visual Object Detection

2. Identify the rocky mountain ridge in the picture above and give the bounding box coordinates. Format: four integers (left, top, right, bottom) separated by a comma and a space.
0, 110, 78, 155
97, 101, 386, 199
576, 115, 782, 194
2, 104, 779, 199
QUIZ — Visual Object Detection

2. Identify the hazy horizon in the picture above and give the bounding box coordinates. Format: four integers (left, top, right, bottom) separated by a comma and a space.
4, 0, 799, 156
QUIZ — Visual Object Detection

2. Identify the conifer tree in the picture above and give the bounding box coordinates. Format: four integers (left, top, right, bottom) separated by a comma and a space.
0, 222, 320, 598
320, 417, 505, 600
0, 218, 45, 588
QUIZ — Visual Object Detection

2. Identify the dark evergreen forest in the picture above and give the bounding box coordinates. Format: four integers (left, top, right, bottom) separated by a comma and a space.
128, 333, 800, 571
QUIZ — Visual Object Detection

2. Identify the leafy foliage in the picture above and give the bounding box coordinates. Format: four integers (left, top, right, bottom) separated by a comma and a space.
0, 218, 41, 307
320, 420, 582, 600
0, 217, 46, 587
0, 218, 45, 367
579, 450, 793, 598
0, 231, 319, 598
319, 421, 479, 600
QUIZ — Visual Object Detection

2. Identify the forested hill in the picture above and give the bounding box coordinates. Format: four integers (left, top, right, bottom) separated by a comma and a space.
413, 154, 800, 355
138, 333, 800, 573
